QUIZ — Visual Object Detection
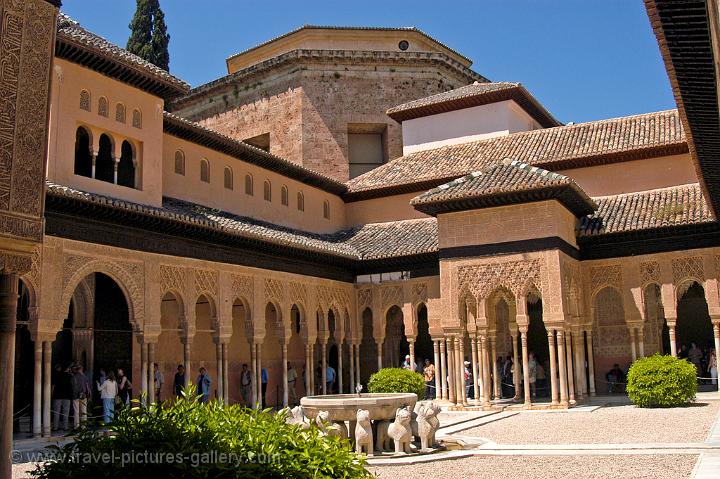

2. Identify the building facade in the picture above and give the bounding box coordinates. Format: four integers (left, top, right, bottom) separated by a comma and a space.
11, 10, 720, 439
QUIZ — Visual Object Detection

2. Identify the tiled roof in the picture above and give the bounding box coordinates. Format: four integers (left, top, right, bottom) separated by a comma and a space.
55, 13, 190, 99
411, 159, 596, 217
386, 82, 560, 127
579, 183, 713, 236
226, 25, 473, 66
345, 109, 688, 200
645, 0, 720, 217
163, 112, 347, 195
45, 183, 436, 261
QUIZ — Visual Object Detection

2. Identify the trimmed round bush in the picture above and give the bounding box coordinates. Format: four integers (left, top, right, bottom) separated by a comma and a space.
367, 367, 425, 399
31, 390, 370, 478
626, 354, 697, 408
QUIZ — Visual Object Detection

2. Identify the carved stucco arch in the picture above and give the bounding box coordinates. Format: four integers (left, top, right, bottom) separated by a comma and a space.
60, 259, 143, 331
229, 294, 253, 343
675, 278, 705, 304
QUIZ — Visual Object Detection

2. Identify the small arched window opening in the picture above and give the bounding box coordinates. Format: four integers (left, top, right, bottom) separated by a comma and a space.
224, 166, 233, 190
115, 103, 126, 123
323, 200, 330, 219
200, 159, 210, 183
297, 191, 304, 212
174, 150, 185, 175
98, 96, 108, 117
74, 126, 92, 177
132, 109, 142, 128
79, 90, 91, 111
281, 185, 288, 206
263, 179, 271, 201
117, 140, 136, 188
245, 174, 254, 195
95, 133, 114, 183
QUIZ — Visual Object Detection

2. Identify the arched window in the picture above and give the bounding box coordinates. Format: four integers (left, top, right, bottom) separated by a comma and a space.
200, 159, 210, 183
323, 200, 330, 219
115, 103, 126, 123
79, 90, 91, 111
281, 185, 288, 206
224, 166, 233, 190
298, 191, 305, 211
132, 109, 142, 128
263, 179, 271, 201
95, 133, 114, 183
244, 174, 253, 196
73, 126, 92, 177
117, 140, 135, 188
174, 150, 185, 175
98, 96, 108, 117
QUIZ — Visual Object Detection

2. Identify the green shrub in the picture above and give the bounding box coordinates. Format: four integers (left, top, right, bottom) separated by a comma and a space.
367, 368, 425, 399
626, 354, 697, 408
32, 390, 370, 479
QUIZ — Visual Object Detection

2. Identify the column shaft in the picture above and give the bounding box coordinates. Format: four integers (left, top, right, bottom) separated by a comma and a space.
669, 325, 677, 357
183, 342, 191, 389
42, 341, 51, 437
222, 343, 229, 404
482, 336, 492, 406
521, 331, 531, 406
0, 273, 18, 478
573, 332, 585, 400
557, 330, 568, 406
338, 341, 344, 394
140, 341, 148, 401
548, 330, 558, 405
355, 343, 361, 386
256, 343, 263, 406
491, 336, 500, 400
447, 338, 456, 404
216, 342, 223, 402
409, 340, 415, 371
511, 333, 520, 400
439, 339, 447, 400
471, 337, 480, 402
33, 341, 42, 437
637, 329, 645, 358
433, 340, 441, 400
630, 327, 637, 362
565, 330, 576, 405
587, 330, 596, 396
349, 343, 355, 392
148, 343, 156, 404
714, 324, 720, 370
251, 342, 257, 407
458, 335, 466, 404
282, 342, 288, 407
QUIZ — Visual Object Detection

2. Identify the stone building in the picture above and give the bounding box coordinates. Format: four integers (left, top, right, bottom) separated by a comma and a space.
10, 7, 720, 439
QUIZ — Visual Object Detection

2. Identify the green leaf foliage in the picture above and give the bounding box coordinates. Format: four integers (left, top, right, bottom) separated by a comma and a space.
367, 368, 425, 399
626, 354, 698, 408
31, 389, 371, 478
127, 0, 170, 71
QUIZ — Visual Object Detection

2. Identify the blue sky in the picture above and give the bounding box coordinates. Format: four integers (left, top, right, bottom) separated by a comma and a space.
61, 0, 675, 124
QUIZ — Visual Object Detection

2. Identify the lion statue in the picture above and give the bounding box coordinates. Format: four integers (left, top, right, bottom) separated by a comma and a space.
285, 406, 310, 430
411, 401, 441, 450
354, 409, 373, 456
377, 407, 413, 454
315, 410, 348, 439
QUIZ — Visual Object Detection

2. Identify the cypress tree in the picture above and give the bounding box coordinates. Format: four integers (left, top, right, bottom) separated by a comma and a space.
126, 0, 170, 71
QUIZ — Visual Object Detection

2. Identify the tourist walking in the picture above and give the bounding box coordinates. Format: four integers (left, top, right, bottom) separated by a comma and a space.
708, 349, 717, 386
154, 363, 164, 401
196, 367, 212, 404
70, 363, 91, 428
326, 364, 336, 394
261, 368, 268, 408
423, 359, 435, 399
51, 364, 72, 432
688, 342, 703, 379
117, 368, 132, 405
173, 365, 185, 398
528, 352, 538, 398
97, 371, 118, 424
240, 363, 252, 407
464, 360, 472, 398
287, 363, 298, 405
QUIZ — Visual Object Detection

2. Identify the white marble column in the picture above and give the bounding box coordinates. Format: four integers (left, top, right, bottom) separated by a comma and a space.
439, 339, 447, 400
548, 330, 558, 405
433, 339, 441, 400
304, 344, 311, 396
714, 324, 720, 370
587, 330, 596, 396
42, 340, 51, 437
669, 324, 678, 357
557, 329, 568, 406
222, 343, 229, 404
376, 340, 383, 372
471, 336, 480, 403
338, 341, 344, 394
491, 336, 500, 400
148, 343, 156, 404
256, 343, 263, 406
408, 339, 415, 372
251, 342, 257, 408
282, 342, 288, 407
565, 330, 576, 405
354, 343, 361, 386
447, 338, 456, 404
140, 341, 148, 401
521, 331, 531, 406
573, 331, 585, 400
183, 341, 191, 389
458, 335, 466, 405
630, 327, 637, 362
637, 328, 645, 358
349, 343, 355, 392
511, 332, 520, 400
481, 335, 492, 406
321, 342, 327, 395
33, 341, 41, 437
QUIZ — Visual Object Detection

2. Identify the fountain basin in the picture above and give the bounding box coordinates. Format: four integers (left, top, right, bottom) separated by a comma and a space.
300, 393, 417, 422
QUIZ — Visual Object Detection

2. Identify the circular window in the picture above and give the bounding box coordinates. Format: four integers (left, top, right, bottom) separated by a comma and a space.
398, 40, 409, 51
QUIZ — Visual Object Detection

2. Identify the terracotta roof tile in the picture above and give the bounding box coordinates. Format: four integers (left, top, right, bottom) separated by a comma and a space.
345, 110, 687, 199
411, 159, 596, 216
386, 82, 560, 126
45, 183, 436, 261
579, 183, 713, 236
56, 13, 189, 98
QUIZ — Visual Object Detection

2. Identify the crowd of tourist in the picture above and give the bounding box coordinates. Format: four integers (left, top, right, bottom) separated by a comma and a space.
678, 342, 717, 385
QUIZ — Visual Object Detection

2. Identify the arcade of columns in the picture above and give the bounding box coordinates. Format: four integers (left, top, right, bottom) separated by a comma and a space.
17, 236, 720, 437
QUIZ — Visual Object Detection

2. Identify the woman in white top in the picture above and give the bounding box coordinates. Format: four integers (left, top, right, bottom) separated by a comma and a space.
708, 349, 718, 386
98, 371, 118, 424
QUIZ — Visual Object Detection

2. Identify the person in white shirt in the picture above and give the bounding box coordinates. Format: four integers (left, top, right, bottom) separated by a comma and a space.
287, 363, 298, 404
97, 371, 118, 424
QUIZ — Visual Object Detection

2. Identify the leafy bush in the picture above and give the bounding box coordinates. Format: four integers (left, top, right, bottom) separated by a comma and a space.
626, 354, 697, 408
367, 368, 425, 399
32, 390, 370, 479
